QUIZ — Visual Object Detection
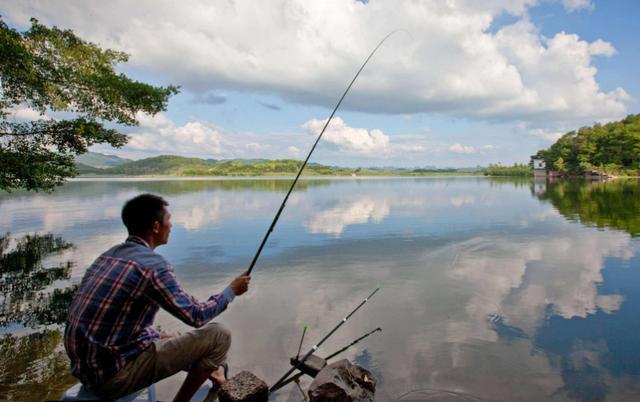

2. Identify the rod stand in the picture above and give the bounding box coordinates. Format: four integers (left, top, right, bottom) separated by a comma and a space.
290, 354, 327, 378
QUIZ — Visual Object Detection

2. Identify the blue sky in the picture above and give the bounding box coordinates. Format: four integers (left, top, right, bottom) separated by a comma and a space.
2, 0, 638, 167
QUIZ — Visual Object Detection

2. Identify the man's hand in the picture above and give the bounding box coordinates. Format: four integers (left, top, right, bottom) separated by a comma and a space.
229, 271, 251, 296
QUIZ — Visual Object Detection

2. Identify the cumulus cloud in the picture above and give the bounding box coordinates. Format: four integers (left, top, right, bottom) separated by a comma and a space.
589, 38, 616, 57
1, 0, 629, 132
125, 113, 223, 157
303, 117, 390, 155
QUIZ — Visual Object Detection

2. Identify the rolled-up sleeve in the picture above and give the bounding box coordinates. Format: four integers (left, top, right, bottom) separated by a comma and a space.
147, 263, 232, 328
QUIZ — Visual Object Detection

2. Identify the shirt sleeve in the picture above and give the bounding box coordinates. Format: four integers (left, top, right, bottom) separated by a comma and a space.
147, 263, 232, 328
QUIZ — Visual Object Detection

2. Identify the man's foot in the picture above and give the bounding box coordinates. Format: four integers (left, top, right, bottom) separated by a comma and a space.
209, 365, 227, 386
210, 366, 226, 385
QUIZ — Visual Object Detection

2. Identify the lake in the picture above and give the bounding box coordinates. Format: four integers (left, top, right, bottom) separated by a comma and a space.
1, 177, 639, 401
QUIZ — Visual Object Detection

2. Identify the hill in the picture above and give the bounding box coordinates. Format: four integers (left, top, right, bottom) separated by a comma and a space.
75, 152, 132, 169
76, 155, 483, 177
104, 155, 216, 175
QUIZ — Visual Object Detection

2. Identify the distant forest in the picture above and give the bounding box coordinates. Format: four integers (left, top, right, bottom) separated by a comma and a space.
535, 114, 640, 176
76, 155, 479, 177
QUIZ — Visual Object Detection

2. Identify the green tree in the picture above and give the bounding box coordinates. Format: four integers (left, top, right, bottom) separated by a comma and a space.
0, 18, 178, 191
536, 114, 640, 176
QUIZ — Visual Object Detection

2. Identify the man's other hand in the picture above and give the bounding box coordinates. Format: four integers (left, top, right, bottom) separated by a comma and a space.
229, 271, 251, 296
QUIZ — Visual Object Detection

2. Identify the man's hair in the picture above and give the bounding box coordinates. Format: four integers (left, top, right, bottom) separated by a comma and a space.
121, 194, 169, 236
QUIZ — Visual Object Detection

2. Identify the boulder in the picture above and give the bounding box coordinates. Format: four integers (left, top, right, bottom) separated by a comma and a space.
219, 371, 268, 402
308, 359, 376, 402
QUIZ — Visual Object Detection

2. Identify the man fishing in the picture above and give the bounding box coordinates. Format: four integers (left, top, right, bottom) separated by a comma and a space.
64, 193, 251, 402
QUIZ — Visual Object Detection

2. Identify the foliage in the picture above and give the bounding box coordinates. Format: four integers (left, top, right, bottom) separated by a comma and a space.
536, 179, 640, 236
535, 114, 640, 176
484, 163, 533, 177
77, 155, 482, 177
0, 17, 178, 191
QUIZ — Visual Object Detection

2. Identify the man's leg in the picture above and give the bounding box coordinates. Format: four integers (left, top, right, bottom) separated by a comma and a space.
156, 322, 232, 402
96, 322, 231, 401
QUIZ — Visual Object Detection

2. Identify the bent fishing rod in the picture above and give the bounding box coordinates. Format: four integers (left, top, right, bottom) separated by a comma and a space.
245, 31, 398, 275
270, 287, 380, 393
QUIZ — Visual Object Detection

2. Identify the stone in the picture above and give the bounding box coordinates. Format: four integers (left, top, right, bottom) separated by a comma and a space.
308, 359, 376, 402
218, 371, 268, 402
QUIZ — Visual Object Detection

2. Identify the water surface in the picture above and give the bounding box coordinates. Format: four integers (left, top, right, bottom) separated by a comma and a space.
1, 177, 639, 401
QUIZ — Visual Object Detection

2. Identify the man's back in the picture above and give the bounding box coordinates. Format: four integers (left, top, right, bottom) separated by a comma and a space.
64, 194, 248, 401
64, 237, 165, 391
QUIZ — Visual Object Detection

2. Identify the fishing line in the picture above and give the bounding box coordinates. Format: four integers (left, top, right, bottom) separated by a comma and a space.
245, 31, 400, 275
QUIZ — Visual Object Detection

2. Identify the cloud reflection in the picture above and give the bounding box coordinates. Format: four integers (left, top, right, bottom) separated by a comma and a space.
305, 196, 390, 236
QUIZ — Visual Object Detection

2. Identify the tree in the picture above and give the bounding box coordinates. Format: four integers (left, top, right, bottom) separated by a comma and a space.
0, 18, 178, 191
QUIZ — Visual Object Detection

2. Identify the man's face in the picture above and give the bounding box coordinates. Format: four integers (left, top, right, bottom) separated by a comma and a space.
156, 206, 172, 245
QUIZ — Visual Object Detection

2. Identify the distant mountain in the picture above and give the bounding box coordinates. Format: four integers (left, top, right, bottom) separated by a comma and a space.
219, 158, 269, 164
76, 152, 132, 169
104, 155, 216, 175
75, 163, 105, 174
74, 154, 483, 177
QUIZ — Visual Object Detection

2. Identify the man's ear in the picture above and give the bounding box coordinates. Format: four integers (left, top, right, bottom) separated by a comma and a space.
152, 220, 160, 234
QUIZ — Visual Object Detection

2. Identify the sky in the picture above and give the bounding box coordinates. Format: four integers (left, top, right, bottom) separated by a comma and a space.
2, 0, 639, 168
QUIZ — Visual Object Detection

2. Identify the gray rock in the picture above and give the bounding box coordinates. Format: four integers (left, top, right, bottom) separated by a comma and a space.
219, 371, 268, 402
308, 359, 376, 402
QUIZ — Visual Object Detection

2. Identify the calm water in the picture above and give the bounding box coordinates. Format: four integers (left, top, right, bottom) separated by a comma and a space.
1, 177, 640, 401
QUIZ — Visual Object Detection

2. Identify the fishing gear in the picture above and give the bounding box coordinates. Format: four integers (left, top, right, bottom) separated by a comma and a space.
296, 325, 308, 360
245, 31, 398, 275
324, 327, 382, 361
270, 287, 380, 393
273, 326, 383, 391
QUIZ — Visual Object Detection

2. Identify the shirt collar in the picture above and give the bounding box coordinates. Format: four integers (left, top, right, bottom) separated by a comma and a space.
126, 235, 151, 249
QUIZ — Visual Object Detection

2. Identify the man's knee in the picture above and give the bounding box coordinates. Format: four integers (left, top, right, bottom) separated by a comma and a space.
202, 322, 231, 351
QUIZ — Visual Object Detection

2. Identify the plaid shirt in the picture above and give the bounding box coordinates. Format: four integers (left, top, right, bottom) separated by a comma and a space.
64, 236, 234, 392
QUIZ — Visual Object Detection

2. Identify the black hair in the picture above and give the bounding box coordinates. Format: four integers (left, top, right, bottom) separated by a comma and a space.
121, 194, 169, 236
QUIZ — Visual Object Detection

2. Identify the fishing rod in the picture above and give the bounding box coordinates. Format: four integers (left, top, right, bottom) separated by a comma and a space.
324, 326, 381, 361
270, 287, 380, 393
272, 326, 383, 392
245, 31, 398, 275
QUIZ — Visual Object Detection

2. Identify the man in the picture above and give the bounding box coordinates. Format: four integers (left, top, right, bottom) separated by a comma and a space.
65, 193, 251, 401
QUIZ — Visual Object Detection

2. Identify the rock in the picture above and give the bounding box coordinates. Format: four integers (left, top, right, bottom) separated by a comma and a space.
308, 359, 376, 402
218, 371, 268, 402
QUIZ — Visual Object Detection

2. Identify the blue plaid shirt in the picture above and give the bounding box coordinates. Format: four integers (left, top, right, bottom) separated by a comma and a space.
64, 236, 234, 392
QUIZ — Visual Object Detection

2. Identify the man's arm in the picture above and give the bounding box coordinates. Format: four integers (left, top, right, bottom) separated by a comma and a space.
147, 264, 250, 327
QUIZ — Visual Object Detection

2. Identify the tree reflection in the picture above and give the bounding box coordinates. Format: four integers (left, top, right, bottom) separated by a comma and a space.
0, 233, 78, 400
0, 330, 76, 401
0, 233, 77, 326
535, 179, 640, 236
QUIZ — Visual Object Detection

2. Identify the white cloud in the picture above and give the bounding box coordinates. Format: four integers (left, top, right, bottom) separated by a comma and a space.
245, 142, 270, 152
589, 39, 616, 57
287, 146, 303, 157
528, 128, 563, 142
561, 0, 594, 12
1, 0, 629, 132
303, 117, 390, 155
124, 113, 223, 158
5, 106, 47, 121
449, 143, 495, 154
